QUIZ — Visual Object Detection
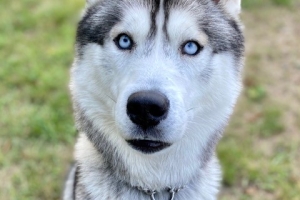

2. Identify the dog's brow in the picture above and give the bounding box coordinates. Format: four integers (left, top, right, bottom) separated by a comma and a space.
76, 2, 122, 49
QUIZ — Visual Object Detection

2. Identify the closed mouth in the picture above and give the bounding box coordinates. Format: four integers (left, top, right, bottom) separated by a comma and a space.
127, 140, 171, 154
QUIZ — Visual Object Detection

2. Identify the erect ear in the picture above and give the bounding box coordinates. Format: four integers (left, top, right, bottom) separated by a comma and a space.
86, 0, 99, 6
213, 0, 242, 18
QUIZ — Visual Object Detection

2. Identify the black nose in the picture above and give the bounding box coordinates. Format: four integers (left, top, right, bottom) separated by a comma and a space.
127, 91, 170, 130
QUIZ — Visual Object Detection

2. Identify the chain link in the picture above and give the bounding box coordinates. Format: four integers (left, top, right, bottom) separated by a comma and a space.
137, 186, 185, 200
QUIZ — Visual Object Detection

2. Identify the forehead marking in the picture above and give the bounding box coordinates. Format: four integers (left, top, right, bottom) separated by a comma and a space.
154, 0, 166, 41
148, 0, 160, 39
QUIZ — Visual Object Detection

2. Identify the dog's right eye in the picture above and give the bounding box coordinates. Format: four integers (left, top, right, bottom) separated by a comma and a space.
114, 34, 134, 50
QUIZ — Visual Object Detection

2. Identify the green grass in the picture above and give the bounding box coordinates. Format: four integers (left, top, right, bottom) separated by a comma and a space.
1, 1, 300, 200
253, 106, 285, 137
0, 0, 84, 199
219, 1, 300, 199
0, 0, 83, 142
242, 0, 294, 8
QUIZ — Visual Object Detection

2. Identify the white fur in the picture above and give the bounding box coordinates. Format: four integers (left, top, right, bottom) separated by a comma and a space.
220, 0, 242, 18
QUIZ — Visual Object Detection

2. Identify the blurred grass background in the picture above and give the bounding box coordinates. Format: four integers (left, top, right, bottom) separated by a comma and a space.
0, 0, 299, 199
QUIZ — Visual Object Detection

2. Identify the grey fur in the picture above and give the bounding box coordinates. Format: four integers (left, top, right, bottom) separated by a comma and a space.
164, 0, 244, 60
74, 102, 130, 182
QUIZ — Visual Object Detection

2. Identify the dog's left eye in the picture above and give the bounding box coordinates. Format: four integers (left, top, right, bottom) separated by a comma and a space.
114, 34, 133, 50
182, 41, 202, 56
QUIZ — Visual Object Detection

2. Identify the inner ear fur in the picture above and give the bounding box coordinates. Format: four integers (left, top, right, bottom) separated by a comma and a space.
86, 0, 99, 6
213, 0, 242, 18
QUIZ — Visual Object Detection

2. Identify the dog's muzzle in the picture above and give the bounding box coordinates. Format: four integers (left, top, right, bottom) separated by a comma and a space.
126, 90, 170, 153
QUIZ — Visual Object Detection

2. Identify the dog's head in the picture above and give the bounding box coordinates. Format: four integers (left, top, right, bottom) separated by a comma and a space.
71, 0, 243, 183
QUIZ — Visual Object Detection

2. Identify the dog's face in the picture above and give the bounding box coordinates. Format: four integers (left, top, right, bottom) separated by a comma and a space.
71, 0, 243, 156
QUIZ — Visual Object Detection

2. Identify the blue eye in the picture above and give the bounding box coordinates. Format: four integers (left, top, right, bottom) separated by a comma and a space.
182, 41, 202, 56
115, 34, 133, 50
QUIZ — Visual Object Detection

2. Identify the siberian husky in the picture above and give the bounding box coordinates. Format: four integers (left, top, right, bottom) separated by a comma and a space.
64, 0, 244, 199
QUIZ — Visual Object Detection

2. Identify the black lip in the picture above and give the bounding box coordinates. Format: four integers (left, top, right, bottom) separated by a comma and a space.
127, 140, 171, 154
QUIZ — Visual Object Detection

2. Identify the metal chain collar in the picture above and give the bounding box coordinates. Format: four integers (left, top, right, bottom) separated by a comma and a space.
137, 186, 185, 200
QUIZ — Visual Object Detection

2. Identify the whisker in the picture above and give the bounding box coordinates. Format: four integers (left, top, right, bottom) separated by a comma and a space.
105, 94, 116, 103
186, 107, 197, 112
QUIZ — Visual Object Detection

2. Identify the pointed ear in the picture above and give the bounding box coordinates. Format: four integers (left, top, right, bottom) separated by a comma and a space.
86, 0, 99, 6
214, 0, 242, 18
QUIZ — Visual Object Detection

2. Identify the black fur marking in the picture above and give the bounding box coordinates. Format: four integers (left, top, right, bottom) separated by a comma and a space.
73, 164, 79, 200
163, 0, 171, 41
148, 0, 160, 39
76, 1, 122, 49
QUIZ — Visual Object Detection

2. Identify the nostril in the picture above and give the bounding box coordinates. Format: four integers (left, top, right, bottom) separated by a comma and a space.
127, 101, 142, 116
149, 104, 167, 118
127, 90, 170, 129
150, 105, 160, 117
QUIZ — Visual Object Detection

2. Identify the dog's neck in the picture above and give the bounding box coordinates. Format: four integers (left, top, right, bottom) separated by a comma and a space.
74, 133, 221, 199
